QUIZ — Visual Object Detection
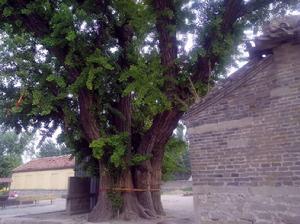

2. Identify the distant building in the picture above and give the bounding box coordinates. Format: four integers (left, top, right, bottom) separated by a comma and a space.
11, 155, 75, 196
184, 16, 300, 223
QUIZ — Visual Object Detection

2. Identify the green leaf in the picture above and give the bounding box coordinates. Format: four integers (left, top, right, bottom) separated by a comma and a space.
90, 139, 106, 159
86, 68, 95, 90
3, 7, 13, 17
110, 147, 125, 168
46, 75, 66, 88
87, 49, 114, 70
41, 105, 53, 115
130, 154, 151, 166
21, 8, 32, 15
0, 0, 7, 6
32, 90, 42, 106
66, 30, 76, 42
11, 106, 22, 113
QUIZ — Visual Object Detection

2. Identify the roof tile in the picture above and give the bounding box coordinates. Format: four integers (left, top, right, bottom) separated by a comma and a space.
13, 155, 75, 173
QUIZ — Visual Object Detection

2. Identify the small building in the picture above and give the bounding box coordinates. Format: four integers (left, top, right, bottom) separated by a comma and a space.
184, 16, 300, 223
11, 155, 75, 196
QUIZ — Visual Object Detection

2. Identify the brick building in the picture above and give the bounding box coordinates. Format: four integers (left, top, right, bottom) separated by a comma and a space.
184, 16, 300, 224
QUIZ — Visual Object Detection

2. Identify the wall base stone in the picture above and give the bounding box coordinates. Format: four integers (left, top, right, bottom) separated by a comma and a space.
193, 185, 300, 224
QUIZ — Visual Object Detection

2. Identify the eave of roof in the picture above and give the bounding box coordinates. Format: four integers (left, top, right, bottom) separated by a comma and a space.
12, 166, 74, 173
183, 55, 273, 122
183, 16, 300, 124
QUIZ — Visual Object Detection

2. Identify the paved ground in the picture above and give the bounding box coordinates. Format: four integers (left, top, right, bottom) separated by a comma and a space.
0, 181, 194, 224
0, 199, 66, 218
0, 194, 194, 224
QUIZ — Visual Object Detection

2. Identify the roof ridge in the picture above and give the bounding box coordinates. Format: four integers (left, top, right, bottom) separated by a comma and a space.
20, 154, 72, 162
34, 154, 72, 159
13, 154, 75, 173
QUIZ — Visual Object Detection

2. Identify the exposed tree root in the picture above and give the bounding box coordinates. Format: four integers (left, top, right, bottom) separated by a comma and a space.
88, 192, 113, 222
136, 191, 157, 215
152, 191, 166, 215
120, 192, 157, 220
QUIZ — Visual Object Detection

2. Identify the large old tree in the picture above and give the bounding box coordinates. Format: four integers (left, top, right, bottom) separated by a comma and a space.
0, 0, 298, 221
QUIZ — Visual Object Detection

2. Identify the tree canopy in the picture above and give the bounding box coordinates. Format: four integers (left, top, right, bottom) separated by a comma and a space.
0, 0, 298, 221
38, 139, 71, 157
0, 129, 34, 177
162, 123, 190, 181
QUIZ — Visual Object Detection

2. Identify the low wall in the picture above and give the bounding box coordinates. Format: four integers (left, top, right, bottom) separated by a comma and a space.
13, 190, 67, 197
193, 185, 300, 224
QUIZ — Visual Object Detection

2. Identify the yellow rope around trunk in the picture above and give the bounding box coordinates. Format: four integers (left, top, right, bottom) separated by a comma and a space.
100, 188, 161, 192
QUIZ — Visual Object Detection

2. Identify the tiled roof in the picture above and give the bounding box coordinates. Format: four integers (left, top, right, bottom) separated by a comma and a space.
0, 178, 12, 183
13, 155, 75, 173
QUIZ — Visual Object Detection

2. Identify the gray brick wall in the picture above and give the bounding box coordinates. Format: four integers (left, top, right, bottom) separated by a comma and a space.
185, 43, 300, 224
186, 43, 300, 187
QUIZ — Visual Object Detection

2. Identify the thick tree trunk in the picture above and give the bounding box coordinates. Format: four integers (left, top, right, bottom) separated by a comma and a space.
134, 160, 157, 215
88, 162, 113, 222
89, 90, 158, 222
119, 169, 155, 220
115, 95, 156, 220
133, 108, 183, 217
78, 89, 114, 222
78, 70, 182, 222
151, 150, 165, 215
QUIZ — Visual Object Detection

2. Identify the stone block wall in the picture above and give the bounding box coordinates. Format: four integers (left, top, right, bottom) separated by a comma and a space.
193, 186, 300, 224
185, 43, 300, 224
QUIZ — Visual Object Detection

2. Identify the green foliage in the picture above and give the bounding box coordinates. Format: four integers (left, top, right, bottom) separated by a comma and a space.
3, 6, 12, 17
107, 190, 123, 215
46, 75, 66, 88
90, 138, 105, 159
0, 129, 35, 177
38, 139, 71, 158
48, 3, 76, 46
85, 49, 114, 90
130, 153, 151, 166
0, 154, 21, 177
162, 137, 187, 181
90, 133, 128, 168
162, 123, 190, 181
0, 0, 297, 190
120, 56, 171, 115
112, 0, 155, 39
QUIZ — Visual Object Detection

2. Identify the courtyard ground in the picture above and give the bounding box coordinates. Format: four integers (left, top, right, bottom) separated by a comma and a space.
0, 181, 194, 224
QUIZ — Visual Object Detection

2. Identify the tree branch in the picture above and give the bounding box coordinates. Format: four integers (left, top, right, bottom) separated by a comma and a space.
134, 0, 182, 157
242, 0, 274, 16
152, 0, 178, 78
136, 107, 182, 155
78, 89, 100, 142
192, 0, 278, 84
